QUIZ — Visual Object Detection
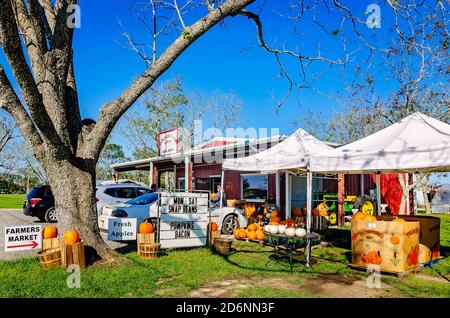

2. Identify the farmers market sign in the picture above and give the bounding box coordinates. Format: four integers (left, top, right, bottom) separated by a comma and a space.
158, 191, 210, 249
4, 225, 42, 252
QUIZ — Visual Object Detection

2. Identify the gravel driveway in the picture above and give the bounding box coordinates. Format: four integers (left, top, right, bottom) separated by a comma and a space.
0, 209, 127, 260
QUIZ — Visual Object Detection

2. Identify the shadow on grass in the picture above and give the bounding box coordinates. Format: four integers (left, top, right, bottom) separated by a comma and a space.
318, 228, 351, 250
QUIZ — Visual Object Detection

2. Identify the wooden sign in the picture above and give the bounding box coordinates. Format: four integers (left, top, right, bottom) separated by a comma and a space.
158, 191, 210, 249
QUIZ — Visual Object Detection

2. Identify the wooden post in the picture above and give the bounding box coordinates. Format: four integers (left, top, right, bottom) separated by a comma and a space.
188, 162, 193, 191
338, 174, 345, 226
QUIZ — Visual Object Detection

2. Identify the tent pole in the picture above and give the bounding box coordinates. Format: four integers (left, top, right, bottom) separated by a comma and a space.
406, 173, 410, 215
376, 173, 381, 215
285, 173, 291, 218
306, 171, 312, 267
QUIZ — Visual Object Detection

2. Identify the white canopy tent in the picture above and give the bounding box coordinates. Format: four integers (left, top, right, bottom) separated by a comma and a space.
221, 128, 335, 266
310, 112, 450, 214
310, 112, 450, 174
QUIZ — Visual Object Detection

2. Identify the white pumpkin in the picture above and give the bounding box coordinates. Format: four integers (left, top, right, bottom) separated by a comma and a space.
295, 228, 307, 238
285, 228, 296, 237
269, 225, 279, 234
264, 225, 271, 232
278, 225, 286, 234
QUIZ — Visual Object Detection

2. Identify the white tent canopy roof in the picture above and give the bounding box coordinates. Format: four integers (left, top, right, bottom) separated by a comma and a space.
310, 112, 450, 174
222, 128, 334, 172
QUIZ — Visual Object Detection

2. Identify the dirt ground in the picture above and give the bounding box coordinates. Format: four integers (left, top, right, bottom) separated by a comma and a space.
189, 274, 393, 298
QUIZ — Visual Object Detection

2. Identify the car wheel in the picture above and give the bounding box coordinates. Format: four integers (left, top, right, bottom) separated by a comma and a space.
44, 207, 57, 223
221, 214, 239, 235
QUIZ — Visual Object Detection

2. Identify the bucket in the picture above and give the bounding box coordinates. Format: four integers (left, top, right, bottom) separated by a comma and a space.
139, 243, 160, 260
38, 248, 62, 269
214, 238, 233, 255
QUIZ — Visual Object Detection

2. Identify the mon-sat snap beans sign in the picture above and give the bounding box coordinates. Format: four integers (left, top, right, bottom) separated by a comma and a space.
107, 218, 137, 241
158, 191, 210, 249
4, 225, 42, 252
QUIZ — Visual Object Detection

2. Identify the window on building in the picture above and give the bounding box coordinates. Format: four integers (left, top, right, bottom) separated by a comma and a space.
241, 174, 268, 201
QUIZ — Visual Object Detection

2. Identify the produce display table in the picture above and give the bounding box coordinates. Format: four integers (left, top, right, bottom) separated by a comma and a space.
263, 232, 321, 273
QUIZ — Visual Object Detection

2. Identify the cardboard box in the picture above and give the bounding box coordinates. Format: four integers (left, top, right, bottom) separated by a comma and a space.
351, 218, 420, 273
378, 215, 440, 263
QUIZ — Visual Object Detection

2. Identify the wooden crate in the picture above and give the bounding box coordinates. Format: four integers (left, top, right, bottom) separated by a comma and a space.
137, 233, 155, 254
38, 248, 62, 269
61, 241, 86, 269
42, 238, 60, 251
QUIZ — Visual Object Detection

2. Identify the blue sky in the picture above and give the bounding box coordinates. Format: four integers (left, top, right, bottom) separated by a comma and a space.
0, 1, 436, 144
67, 0, 398, 138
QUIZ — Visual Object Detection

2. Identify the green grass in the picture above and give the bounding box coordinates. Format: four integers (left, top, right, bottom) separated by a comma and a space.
0, 214, 449, 298
0, 194, 25, 209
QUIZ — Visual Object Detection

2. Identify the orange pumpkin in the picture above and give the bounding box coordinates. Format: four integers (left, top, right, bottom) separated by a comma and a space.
238, 229, 247, 239
63, 230, 80, 245
233, 229, 240, 238
352, 212, 367, 221
364, 215, 377, 221
270, 210, 279, 218
139, 220, 154, 234
210, 222, 218, 232
247, 231, 257, 240
256, 230, 265, 241
247, 223, 258, 232
257, 225, 264, 232
43, 226, 58, 239
390, 235, 400, 245
319, 210, 328, 217
392, 217, 405, 222
271, 217, 281, 223
292, 208, 302, 217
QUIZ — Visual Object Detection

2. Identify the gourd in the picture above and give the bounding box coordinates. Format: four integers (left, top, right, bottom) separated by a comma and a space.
139, 220, 154, 234
269, 225, 279, 234
63, 230, 80, 245
238, 229, 247, 239
352, 212, 367, 221
210, 222, 218, 232
264, 225, 271, 232
43, 226, 58, 239
247, 223, 258, 232
278, 225, 286, 234
364, 215, 377, 221
256, 230, 265, 241
295, 228, 307, 238
285, 228, 296, 237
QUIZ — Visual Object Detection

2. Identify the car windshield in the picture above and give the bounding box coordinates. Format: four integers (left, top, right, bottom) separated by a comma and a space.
126, 193, 158, 206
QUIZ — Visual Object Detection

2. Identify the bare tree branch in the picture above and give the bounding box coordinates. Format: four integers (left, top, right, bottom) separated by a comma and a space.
85, 0, 256, 159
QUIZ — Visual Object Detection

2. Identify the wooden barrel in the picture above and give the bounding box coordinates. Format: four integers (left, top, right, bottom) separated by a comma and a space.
38, 248, 62, 269
139, 243, 160, 260
214, 238, 233, 255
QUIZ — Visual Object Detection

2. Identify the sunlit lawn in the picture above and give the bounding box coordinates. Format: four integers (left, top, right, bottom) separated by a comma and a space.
0, 214, 448, 298
0, 194, 25, 209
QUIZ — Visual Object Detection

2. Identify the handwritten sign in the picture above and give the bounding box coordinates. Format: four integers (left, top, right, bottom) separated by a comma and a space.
107, 218, 137, 241
158, 192, 209, 249
5, 225, 42, 252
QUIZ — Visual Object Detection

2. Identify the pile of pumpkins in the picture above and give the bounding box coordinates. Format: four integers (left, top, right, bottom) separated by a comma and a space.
234, 223, 265, 241
42, 226, 81, 245
352, 212, 407, 223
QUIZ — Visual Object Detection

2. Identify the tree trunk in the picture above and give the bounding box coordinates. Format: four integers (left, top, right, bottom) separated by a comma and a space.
45, 160, 111, 260
422, 185, 432, 214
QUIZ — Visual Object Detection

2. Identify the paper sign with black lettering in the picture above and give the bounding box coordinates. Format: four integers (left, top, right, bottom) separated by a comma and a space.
158, 192, 210, 249
4, 225, 42, 252
107, 218, 137, 241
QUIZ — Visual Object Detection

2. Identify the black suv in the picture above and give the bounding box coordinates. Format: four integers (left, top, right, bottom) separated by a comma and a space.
23, 186, 56, 223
